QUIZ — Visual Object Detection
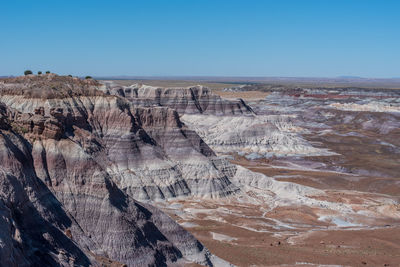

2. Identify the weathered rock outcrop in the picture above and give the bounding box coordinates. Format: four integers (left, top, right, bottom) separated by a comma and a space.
102, 82, 254, 115
0, 80, 239, 201
181, 113, 338, 158
102, 82, 337, 159
0, 75, 232, 266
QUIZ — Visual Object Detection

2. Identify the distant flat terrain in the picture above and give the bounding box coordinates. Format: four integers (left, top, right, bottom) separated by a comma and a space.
100, 76, 400, 90
100, 79, 238, 90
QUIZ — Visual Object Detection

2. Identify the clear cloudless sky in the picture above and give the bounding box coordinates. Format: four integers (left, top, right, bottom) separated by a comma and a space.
1, 0, 399, 77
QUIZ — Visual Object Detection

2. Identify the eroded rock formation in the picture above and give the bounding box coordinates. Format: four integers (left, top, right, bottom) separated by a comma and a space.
0, 75, 231, 266
102, 82, 254, 115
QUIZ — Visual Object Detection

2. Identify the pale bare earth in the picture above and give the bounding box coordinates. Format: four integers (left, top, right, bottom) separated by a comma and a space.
156, 87, 400, 267
214, 90, 270, 100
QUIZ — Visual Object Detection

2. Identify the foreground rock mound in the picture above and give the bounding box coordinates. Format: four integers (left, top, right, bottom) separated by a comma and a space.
0, 75, 231, 266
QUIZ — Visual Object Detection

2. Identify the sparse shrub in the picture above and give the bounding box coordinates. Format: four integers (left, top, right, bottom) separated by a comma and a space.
65, 229, 72, 238
85, 76, 92, 79
24, 70, 33, 75
11, 122, 29, 134
38, 71, 42, 75
46, 71, 50, 74
68, 75, 72, 77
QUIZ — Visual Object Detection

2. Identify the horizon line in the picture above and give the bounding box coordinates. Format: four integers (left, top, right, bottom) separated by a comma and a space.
2, 74, 400, 81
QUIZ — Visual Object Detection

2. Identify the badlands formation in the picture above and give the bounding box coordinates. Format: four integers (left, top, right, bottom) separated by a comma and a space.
0, 75, 399, 266
0, 75, 231, 266
104, 81, 400, 266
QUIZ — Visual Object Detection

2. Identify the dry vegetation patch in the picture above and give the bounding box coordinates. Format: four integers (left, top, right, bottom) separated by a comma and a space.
0, 74, 104, 99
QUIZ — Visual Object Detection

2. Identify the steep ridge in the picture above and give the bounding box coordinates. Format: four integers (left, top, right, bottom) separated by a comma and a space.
0, 75, 231, 266
102, 82, 254, 115
0, 106, 93, 266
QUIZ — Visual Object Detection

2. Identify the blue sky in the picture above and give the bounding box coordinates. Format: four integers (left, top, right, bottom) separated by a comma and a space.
1, 0, 399, 77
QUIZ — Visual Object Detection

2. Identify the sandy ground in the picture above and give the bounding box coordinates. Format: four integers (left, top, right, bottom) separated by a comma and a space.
160, 193, 400, 267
